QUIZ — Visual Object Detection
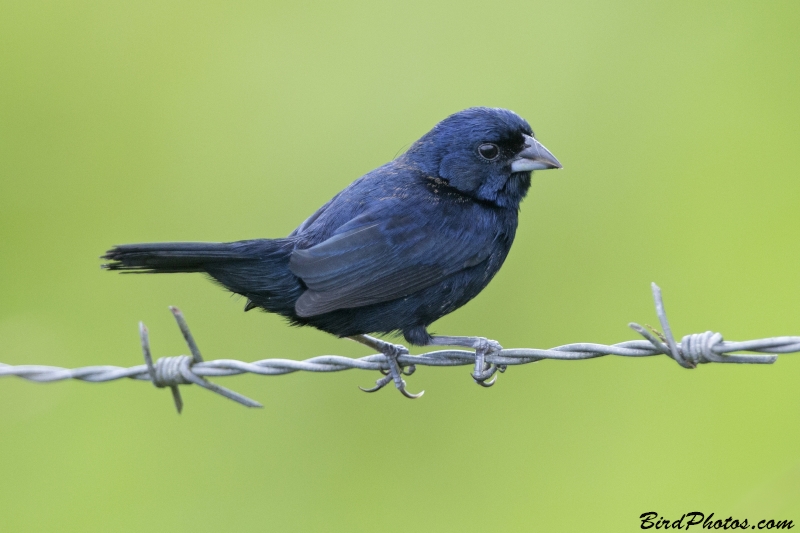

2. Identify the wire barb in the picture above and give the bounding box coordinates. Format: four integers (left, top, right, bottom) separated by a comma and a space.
139, 312, 262, 412
627, 283, 779, 367
0, 283, 794, 412
140, 322, 185, 413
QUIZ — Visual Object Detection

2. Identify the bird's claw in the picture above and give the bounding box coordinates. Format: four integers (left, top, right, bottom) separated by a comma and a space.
472, 364, 499, 387
384, 342, 409, 358
360, 370, 424, 399
471, 337, 503, 388
381, 363, 414, 377
359, 374, 393, 393
397, 379, 424, 399
475, 375, 497, 387
473, 338, 502, 354
357, 339, 423, 399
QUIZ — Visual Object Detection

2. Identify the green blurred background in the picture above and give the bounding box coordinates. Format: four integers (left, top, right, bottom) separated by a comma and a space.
1, 1, 799, 531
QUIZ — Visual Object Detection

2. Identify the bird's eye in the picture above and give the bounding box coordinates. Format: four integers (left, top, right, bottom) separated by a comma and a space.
478, 143, 499, 160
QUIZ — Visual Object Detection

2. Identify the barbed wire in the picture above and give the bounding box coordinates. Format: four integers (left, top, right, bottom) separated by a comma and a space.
1, 283, 797, 412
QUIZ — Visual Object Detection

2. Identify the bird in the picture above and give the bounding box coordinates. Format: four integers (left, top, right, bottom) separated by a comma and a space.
102, 107, 562, 398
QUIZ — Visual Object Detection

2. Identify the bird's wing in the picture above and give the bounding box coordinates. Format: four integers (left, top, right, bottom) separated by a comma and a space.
289, 207, 498, 317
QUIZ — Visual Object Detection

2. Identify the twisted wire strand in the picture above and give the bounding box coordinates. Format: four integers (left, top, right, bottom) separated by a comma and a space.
0, 283, 795, 411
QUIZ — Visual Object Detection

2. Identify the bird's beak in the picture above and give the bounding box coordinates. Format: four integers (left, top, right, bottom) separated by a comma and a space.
510, 135, 562, 172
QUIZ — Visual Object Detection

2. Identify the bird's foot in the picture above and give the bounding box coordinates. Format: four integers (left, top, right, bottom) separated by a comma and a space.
471, 338, 503, 388
357, 339, 423, 399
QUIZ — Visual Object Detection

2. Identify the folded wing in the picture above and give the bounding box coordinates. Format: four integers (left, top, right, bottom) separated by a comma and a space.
289, 207, 497, 317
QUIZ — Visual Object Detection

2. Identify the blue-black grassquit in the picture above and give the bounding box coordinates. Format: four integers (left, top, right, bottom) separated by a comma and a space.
103, 107, 561, 397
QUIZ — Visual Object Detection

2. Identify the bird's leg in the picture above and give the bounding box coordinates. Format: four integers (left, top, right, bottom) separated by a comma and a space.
350, 335, 423, 399
426, 336, 504, 387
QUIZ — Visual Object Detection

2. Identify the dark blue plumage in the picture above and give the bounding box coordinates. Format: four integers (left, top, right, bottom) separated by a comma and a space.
103, 107, 561, 395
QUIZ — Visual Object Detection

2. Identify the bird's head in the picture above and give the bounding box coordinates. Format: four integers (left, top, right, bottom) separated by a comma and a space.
403, 107, 561, 209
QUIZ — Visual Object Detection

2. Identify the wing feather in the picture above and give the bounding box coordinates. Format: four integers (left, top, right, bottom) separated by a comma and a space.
289, 208, 497, 317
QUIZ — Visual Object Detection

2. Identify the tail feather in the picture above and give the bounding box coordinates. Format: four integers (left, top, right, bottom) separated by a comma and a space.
102, 241, 257, 273
102, 239, 303, 316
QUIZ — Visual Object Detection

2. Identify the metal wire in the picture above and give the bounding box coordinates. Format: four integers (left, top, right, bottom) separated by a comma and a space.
1, 283, 797, 412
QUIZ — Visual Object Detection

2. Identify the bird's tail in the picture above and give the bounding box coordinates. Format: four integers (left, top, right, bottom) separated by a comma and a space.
102, 239, 302, 315
102, 241, 260, 273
